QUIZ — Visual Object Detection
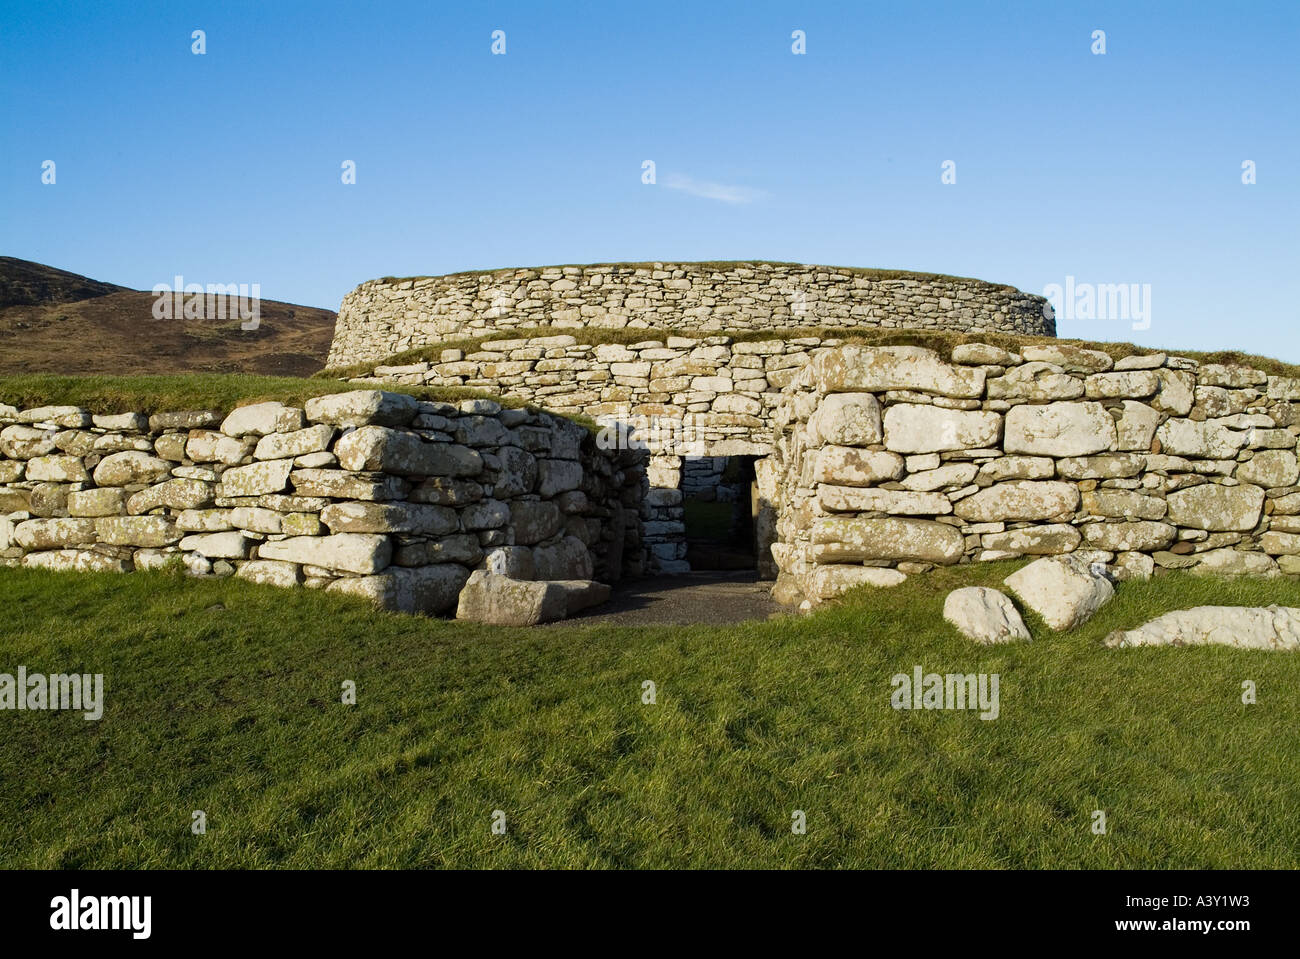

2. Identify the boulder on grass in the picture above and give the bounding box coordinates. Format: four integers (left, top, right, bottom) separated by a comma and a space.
943, 587, 1032, 644
1104, 606, 1300, 651
1004, 555, 1114, 631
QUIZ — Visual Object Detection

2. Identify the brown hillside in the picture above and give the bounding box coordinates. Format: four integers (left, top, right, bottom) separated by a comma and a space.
0, 259, 335, 376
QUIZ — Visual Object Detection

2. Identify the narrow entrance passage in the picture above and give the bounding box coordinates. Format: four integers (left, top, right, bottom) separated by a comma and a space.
681, 455, 759, 570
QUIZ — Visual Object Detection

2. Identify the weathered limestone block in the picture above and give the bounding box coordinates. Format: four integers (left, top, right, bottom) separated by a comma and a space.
186, 430, 256, 465
482, 545, 536, 579
395, 534, 484, 567
1081, 489, 1167, 520
952, 343, 1016, 365
14, 518, 97, 550
953, 481, 1080, 523
808, 565, 907, 598
177, 509, 234, 532
1114, 401, 1160, 451
1188, 548, 1279, 577
92, 451, 173, 487
1004, 402, 1116, 456
810, 516, 965, 564
0, 425, 57, 459
461, 499, 511, 530
811, 447, 905, 486
179, 532, 254, 559
1020, 345, 1112, 373
1237, 450, 1299, 489
1166, 483, 1264, 531
977, 456, 1054, 482
290, 469, 405, 500
882, 405, 1001, 454
509, 500, 562, 544
900, 462, 979, 491
818, 486, 952, 514
220, 401, 306, 437
219, 459, 294, 497
805, 393, 882, 447
335, 426, 482, 477
127, 479, 215, 514
537, 459, 583, 497
1004, 555, 1114, 631
1198, 364, 1267, 388
1260, 531, 1300, 555
981, 524, 1081, 555
532, 535, 594, 580
149, 410, 220, 431
1080, 521, 1176, 552
259, 533, 393, 574
329, 564, 470, 614
24, 455, 89, 482
1150, 368, 1196, 416
67, 487, 126, 517
1055, 453, 1144, 479
986, 362, 1083, 402
303, 390, 420, 427
813, 346, 985, 398
22, 550, 129, 573
254, 424, 334, 460
1084, 370, 1159, 399
454, 571, 568, 625
320, 501, 458, 536
95, 516, 182, 547
1156, 419, 1247, 459
943, 587, 1031, 643
236, 560, 303, 588
1104, 606, 1299, 649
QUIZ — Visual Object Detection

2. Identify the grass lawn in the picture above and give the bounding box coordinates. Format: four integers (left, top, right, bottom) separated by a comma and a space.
1, 560, 1298, 869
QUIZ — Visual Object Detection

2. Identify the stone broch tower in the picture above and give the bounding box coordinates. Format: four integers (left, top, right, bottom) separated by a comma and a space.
328, 262, 1053, 575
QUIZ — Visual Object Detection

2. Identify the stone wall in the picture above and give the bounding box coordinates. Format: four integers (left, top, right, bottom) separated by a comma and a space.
763, 343, 1300, 606
0, 391, 646, 613
327, 262, 1053, 368
347, 332, 839, 572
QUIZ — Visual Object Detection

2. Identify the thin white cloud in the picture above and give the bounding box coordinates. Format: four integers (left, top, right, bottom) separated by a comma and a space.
663, 173, 765, 205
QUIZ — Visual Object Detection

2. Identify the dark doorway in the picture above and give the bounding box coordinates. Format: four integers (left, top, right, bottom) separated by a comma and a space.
682, 455, 759, 570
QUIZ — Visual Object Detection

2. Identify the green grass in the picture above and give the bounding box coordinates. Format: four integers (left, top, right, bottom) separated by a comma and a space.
1, 561, 1298, 869
0, 373, 553, 418
323, 324, 1300, 382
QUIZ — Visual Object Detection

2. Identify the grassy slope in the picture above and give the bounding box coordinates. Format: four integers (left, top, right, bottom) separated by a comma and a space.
1, 560, 1297, 869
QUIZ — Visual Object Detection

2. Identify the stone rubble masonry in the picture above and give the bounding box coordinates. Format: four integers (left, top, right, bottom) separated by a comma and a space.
0, 393, 647, 616
326, 262, 1053, 368
767, 342, 1300, 606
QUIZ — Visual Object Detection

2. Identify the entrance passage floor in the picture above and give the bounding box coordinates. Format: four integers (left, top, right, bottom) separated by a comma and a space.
553, 571, 788, 627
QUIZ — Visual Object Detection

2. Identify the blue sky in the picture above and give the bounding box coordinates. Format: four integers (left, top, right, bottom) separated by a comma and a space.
1, 1, 1296, 357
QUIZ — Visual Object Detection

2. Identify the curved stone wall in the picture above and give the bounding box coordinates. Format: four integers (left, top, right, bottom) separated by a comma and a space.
0, 392, 647, 613
327, 262, 1053, 368
762, 343, 1300, 605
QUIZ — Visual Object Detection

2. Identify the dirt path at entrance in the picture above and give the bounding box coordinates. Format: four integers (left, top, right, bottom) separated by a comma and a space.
555, 571, 788, 627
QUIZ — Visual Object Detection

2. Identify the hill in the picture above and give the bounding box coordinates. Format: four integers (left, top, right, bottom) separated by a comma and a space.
0, 258, 335, 377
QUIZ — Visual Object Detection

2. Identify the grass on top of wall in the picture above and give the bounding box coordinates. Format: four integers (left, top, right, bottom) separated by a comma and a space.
322, 325, 1300, 383
370, 261, 988, 286
0, 373, 549, 418
1, 559, 1299, 868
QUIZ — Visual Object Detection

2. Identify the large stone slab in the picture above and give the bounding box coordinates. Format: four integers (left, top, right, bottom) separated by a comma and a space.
95, 516, 182, 547
1004, 555, 1114, 631
455, 570, 568, 625
220, 401, 306, 437
1156, 419, 1247, 459
805, 393, 882, 447
1080, 521, 1176, 552
882, 405, 1002, 454
303, 390, 420, 427
1004, 402, 1116, 457
811, 447, 905, 486
954, 481, 1080, 523
1104, 606, 1300, 650
986, 362, 1084, 402
219, 459, 294, 497
810, 517, 964, 564
807, 565, 907, 599
92, 451, 173, 487
813, 345, 985, 398
334, 426, 482, 477
943, 587, 1032, 643
320, 501, 458, 536
1166, 483, 1264, 532
259, 533, 392, 574
329, 564, 470, 614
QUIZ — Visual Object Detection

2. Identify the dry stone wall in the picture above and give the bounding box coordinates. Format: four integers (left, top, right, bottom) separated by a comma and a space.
0, 391, 646, 613
763, 343, 1300, 606
328, 262, 1052, 368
